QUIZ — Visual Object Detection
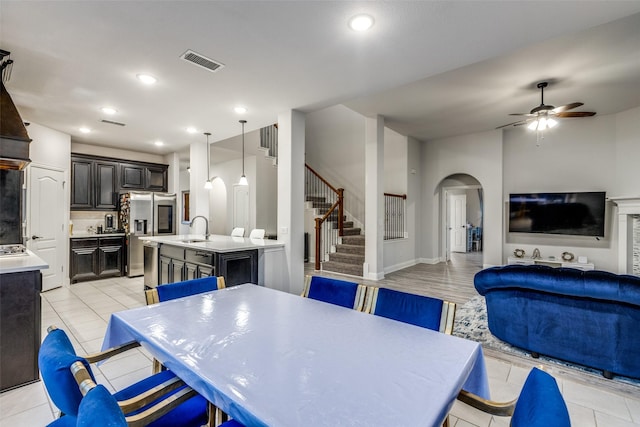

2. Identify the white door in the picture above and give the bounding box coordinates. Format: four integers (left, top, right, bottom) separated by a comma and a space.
233, 185, 249, 234
449, 194, 467, 253
28, 165, 65, 291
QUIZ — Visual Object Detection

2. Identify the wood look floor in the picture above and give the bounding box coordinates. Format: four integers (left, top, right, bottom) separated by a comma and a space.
306, 251, 484, 305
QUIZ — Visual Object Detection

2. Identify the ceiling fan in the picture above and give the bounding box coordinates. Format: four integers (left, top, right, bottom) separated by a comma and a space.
497, 82, 596, 130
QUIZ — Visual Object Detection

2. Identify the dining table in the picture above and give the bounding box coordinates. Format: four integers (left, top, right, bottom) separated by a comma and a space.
103, 284, 490, 427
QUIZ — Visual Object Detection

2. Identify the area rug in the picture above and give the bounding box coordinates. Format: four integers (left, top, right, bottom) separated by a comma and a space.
453, 295, 640, 389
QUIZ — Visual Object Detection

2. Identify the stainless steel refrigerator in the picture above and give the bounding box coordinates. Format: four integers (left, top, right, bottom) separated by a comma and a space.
119, 192, 176, 277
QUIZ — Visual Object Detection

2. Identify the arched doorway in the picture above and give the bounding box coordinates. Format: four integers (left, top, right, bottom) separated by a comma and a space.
438, 173, 484, 263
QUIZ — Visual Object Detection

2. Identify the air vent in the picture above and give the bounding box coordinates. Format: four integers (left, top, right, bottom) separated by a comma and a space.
101, 119, 126, 127
180, 50, 225, 73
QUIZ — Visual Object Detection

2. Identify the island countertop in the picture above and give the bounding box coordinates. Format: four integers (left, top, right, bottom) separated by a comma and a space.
142, 234, 284, 252
0, 250, 49, 275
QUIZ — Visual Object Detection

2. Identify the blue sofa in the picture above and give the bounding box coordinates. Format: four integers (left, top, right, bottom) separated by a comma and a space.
474, 264, 640, 379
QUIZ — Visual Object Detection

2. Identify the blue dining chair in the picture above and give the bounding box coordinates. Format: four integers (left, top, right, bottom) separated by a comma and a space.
364, 287, 457, 334
456, 367, 571, 427
40, 326, 209, 427
145, 275, 226, 305
71, 362, 245, 427
302, 275, 367, 310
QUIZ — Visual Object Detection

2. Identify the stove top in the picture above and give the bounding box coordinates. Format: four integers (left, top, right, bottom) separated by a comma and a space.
0, 244, 28, 257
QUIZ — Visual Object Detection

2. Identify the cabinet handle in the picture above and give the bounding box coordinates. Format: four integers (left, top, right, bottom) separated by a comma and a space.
195, 252, 210, 257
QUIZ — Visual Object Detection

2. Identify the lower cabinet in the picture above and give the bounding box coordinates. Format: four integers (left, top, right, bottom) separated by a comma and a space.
159, 246, 215, 285
70, 236, 124, 283
157, 245, 256, 287
0, 270, 42, 391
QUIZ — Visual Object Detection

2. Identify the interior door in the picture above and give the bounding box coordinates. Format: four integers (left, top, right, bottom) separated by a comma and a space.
233, 185, 249, 234
28, 165, 65, 291
449, 194, 467, 253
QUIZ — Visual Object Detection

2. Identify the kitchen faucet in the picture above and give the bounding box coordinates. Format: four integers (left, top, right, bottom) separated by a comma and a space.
189, 215, 210, 239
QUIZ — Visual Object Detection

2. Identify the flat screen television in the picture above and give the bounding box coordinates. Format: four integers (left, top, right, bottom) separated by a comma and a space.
508, 191, 606, 237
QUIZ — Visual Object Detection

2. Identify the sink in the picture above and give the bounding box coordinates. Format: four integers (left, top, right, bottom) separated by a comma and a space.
180, 239, 207, 244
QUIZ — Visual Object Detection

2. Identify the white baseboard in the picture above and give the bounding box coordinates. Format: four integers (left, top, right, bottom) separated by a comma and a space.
384, 259, 418, 274
418, 257, 441, 265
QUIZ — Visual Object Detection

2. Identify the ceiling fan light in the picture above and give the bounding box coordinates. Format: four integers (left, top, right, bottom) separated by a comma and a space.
538, 117, 547, 130
528, 121, 539, 131
547, 118, 558, 128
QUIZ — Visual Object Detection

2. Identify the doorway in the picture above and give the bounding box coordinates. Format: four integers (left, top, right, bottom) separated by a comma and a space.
28, 165, 65, 291
440, 174, 484, 263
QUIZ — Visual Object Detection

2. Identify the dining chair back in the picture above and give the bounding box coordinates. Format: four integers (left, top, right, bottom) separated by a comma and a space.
249, 228, 265, 239
457, 367, 570, 427
302, 275, 366, 310
40, 326, 209, 427
145, 276, 226, 305
365, 287, 456, 334
231, 227, 245, 237
71, 362, 245, 427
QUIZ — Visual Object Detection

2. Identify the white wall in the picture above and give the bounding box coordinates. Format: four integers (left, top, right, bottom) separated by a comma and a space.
421, 130, 503, 266
306, 105, 367, 221
71, 142, 165, 164
255, 151, 278, 237
503, 109, 640, 272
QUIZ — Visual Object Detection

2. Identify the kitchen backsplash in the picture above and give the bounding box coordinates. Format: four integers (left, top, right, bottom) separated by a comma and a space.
70, 211, 119, 234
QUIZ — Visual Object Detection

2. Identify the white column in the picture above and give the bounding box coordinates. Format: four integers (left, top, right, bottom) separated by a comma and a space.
277, 110, 306, 294
189, 138, 210, 235
364, 115, 385, 280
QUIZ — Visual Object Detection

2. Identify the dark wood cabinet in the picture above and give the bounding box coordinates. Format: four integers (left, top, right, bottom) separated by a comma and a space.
71, 154, 169, 211
70, 159, 93, 209
71, 156, 118, 210
217, 250, 258, 287
158, 246, 216, 285
120, 163, 145, 189
146, 166, 168, 191
95, 161, 118, 209
0, 270, 42, 392
70, 236, 124, 283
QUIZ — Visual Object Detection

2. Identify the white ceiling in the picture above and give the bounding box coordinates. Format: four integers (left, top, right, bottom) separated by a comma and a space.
2, 2, 640, 163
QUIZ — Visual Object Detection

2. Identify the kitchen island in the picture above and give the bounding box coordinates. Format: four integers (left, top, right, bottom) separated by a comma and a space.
142, 234, 286, 290
0, 249, 48, 392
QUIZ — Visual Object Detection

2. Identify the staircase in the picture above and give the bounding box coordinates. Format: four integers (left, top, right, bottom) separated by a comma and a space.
322, 232, 365, 277
306, 193, 365, 277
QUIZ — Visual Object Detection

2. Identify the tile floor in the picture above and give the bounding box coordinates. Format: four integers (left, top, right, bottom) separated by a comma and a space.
1, 276, 639, 426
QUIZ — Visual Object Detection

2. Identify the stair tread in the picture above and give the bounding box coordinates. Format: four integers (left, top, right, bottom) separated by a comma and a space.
322, 261, 363, 277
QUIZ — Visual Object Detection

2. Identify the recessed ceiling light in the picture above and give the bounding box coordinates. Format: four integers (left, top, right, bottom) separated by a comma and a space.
136, 73, 157, 85
234, 106, 247, 114
79, 127, 91, 134
154, 140, 164, 146
186, 127, 198, 134
101, 107, 117, 115
349, 14, 374, 31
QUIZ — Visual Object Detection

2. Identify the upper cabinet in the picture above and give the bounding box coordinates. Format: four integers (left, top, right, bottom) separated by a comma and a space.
71, 154, 168, 211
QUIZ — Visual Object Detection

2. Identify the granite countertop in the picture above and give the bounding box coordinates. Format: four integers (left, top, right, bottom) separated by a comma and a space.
0, 250, 49, 274
143, 234, 285, 252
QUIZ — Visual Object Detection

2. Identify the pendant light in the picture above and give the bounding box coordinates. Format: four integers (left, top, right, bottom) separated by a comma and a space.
204, 132, 212, 189
238, 120, 248, 186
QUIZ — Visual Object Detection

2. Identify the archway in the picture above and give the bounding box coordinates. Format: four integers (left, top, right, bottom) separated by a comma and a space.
437, 173, 484, 263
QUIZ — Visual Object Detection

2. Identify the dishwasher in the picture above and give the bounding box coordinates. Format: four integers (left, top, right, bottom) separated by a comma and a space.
143, 240, 159, 289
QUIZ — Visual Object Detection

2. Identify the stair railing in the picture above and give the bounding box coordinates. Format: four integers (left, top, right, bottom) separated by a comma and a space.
259, 124, 278, 163
305, 164, 344, 270
384, 193, 406, 240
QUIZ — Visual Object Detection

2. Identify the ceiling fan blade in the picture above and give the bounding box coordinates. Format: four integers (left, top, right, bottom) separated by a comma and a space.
552, 102, 583, 113
555, 111, 596, 118
508, 113, 535, 117
496, 120, 528, 129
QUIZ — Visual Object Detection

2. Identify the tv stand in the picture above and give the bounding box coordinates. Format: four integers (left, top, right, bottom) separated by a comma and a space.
507, 256, 594, 271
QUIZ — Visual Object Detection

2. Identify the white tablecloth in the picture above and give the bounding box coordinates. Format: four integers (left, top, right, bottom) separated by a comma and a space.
103, 284, 489, 427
